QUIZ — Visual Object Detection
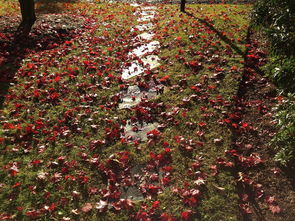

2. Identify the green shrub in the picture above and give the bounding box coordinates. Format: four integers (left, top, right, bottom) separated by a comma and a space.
272, 93, 295, 166
252, 0, 295, 56
252, 0, 295, 93
266, 55, 295, 92
252, 1, 295, 166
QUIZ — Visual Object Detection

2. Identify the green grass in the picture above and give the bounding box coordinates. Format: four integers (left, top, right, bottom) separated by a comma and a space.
0, 2, 252, 220
152, 4, 250, 220
0, 0, 18, 16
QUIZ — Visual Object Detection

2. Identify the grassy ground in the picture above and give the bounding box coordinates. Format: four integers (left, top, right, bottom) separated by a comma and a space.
0, 0, 17, 16
0, 2, 254, 220
154, 4, 250, 220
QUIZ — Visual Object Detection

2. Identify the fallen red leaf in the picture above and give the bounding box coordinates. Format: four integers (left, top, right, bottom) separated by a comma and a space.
269, 205, 281, 214
81, 203, 93, 213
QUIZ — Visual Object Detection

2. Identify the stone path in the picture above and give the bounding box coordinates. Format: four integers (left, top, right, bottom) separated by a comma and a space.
119, 4, 164, 200
120, 3, 163, 143
122, 6, 160, 80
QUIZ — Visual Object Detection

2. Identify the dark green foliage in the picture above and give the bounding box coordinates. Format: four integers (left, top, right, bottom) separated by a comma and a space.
266, 55, 295, 92
272, 93, 295, 166
252, 0, 295, 92
253, 0, 295, 55
253, 0, 295, 166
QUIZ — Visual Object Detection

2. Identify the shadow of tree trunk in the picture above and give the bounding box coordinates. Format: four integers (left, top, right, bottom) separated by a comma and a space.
184, 9, 271, 221
0, 13, 84, 110
185, 11, 265, 76
185, 11, 245, 56
0, 38, 28, 109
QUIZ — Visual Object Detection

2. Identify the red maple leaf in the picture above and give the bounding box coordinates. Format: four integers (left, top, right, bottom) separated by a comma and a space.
181, 210, 192, 221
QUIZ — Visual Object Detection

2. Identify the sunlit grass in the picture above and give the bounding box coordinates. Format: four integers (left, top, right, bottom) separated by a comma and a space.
0, 2, 252, 220
0, 0, 18, 16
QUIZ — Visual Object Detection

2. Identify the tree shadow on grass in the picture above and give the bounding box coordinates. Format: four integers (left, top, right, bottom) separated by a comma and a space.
0, 36, 26, 109
184, 11, 266, 77
0, 14, 84, 109
184, 10, 270, 221
185, 11, 245, 56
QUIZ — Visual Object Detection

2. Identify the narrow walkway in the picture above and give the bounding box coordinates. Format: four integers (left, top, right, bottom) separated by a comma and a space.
120, 3, 163, 141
